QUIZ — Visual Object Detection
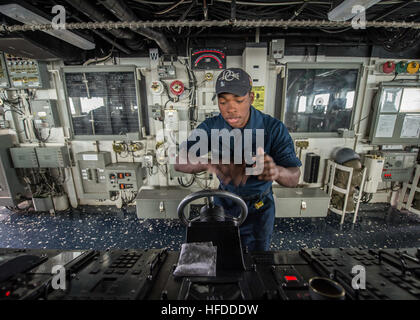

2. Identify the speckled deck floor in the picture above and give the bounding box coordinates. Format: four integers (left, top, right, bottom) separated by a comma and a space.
0, 203, 419, 251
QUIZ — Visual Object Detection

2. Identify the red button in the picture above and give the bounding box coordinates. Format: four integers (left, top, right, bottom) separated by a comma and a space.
285, 276, 298, 281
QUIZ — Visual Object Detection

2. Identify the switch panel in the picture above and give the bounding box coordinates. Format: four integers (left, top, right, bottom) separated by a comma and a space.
105, 163, 145, 192
76, 152, 112, 200
376, 150, 418, 182
4, 53, 49, 89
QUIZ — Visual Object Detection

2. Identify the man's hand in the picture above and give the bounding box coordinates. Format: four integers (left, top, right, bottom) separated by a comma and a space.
256, 153, 281, 181
208, 163, 249, 187
253, 147, 301, 187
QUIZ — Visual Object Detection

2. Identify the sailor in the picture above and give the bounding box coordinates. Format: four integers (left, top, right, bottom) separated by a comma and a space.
175, 68, 301, 251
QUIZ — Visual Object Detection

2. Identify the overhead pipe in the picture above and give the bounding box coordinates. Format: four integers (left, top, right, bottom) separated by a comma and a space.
72, 15, 132, 54
100, 0, 175, 54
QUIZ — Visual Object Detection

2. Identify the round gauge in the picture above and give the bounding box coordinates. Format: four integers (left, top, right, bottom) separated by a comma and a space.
191, 48, 226, 70
170, 80, 185, 96
150, 80, 164, 95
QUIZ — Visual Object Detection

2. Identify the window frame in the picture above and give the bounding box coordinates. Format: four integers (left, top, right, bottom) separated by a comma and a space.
62, 65, 143, 141
281, 62, 363, 138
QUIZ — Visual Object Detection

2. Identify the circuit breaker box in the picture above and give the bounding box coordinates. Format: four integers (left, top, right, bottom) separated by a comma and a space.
10, 147, 39, 168
0, 135, 26, 206
105, 163, 145, 192
31, 100, 61, 128
35, 147, 71, 168
76, 151, 112, 200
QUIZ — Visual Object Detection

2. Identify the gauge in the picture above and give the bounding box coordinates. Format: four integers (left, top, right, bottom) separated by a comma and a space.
191, 48, 226, 70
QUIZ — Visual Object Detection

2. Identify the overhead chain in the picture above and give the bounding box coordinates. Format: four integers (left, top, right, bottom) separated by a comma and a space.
1, 19, 420, 32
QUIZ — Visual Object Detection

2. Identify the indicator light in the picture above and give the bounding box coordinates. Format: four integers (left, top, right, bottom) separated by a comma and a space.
285, 276, 298, 281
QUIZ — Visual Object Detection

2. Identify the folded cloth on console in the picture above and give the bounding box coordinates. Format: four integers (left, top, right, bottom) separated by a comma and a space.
173, 242, 217, 277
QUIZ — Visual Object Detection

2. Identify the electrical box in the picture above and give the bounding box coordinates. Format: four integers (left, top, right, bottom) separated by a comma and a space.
31, 100, 61, 128
270, 39, 285, 60
0, 135, 26, 206
0, 52, 10, 88
273, 187, 330, 218
135, 187, 191, 219
35, 146, 71, 168
76, 151, 112, 200
105, 163, 145, 192
374, 150, 418, 182
151, 104, 163, 120
10, 147, 39, 168
157, 64, 176, 79
164, 109, 179, 131
4, 53, 49, 89
363, 154, 385, 193
242, 43, 267, 86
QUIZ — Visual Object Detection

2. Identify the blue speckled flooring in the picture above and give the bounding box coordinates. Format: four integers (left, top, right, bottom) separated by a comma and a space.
0, 203, 419, 251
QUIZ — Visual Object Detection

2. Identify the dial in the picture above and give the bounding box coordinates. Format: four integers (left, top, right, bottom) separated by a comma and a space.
191, 48, 226, 70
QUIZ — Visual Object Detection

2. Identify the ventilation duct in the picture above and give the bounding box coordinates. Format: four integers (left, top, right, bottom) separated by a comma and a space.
100, 0, 174, 54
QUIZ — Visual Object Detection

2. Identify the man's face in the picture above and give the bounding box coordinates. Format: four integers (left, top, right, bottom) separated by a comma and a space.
217, 92, 254, 128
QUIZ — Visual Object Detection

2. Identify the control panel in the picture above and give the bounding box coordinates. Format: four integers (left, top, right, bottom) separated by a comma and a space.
0, 247, 420, 300
4, 53, 49, 89
76, 152, 112, 200
377, 151, 418, 182
105, 163, 145, 192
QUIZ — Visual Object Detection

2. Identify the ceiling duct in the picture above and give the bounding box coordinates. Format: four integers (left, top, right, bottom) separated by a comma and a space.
328, 0, 381, 21
100, 0, 174, 54
64, 0, 144, 53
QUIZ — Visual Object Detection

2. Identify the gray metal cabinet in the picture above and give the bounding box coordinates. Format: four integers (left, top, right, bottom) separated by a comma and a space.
135, 187, 191, 219
273, 187, 330, 218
